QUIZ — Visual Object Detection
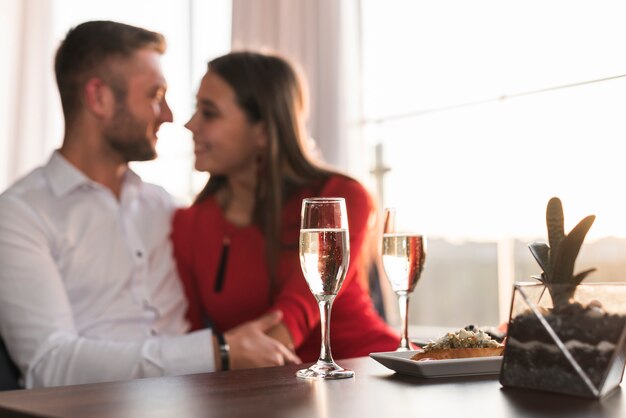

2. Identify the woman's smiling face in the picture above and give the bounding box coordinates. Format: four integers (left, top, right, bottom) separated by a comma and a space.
185, 71, 266, 176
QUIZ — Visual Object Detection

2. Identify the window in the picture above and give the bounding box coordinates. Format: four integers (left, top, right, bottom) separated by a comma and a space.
360, 0, 626, 327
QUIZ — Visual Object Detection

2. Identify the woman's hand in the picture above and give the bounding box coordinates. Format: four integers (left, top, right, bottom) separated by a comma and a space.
266, 322, 296, 352
224, 311, 301, 369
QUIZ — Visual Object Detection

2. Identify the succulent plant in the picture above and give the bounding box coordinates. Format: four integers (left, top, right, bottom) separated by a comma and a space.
528, 197, 596, 308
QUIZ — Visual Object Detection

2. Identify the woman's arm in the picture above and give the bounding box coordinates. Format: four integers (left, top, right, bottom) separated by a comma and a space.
265, 322, 296, 352
171, 208, 205, 330
173, 206, 300, 367
271, 177, 374, 348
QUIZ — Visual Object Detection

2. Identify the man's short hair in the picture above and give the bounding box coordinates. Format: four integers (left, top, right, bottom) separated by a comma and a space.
54, 20, 166, 123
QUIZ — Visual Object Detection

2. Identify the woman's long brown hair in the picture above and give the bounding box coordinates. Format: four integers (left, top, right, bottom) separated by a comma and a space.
194, 51, 333, 301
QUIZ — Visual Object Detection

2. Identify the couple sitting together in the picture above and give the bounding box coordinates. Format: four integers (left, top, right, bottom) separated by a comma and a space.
0, 20, 399, 389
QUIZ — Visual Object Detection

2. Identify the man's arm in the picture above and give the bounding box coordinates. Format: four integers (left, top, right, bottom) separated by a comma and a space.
0, 196, 216, 387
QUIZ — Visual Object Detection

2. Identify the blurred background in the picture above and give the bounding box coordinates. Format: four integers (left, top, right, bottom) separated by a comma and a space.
2, 0, 626, 329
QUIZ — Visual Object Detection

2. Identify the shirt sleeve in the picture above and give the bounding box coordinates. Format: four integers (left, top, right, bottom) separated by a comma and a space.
272, 177, 374, 347
0, 196, 215, 388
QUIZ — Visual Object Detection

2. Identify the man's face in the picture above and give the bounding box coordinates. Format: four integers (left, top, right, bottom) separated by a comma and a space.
102, 49, 173, 162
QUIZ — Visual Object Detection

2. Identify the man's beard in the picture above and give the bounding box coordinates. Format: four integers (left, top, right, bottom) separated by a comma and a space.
103, 101, 156, 162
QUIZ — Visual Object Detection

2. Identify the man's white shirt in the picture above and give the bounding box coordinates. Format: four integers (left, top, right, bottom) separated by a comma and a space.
0, 152, 215, 388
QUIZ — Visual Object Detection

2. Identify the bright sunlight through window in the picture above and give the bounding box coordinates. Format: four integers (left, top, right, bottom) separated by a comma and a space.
360, 0, 626, 327
361, 0, 626, 241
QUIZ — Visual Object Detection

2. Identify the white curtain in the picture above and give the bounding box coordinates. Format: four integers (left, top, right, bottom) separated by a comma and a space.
231, 0, 363, 175
0, 0, 61, 192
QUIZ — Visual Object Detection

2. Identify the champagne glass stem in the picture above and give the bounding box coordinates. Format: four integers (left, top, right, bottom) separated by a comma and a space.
317, 297, 335, 364
397, 291, 410, 350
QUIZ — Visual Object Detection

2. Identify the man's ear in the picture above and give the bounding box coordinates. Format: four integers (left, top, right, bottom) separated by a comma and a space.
83, 77, 116, 118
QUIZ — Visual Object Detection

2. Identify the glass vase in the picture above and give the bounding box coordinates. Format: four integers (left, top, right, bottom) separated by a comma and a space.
500, 282, 626, 399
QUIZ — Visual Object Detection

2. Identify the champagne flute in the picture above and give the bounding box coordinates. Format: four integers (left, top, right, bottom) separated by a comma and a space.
381, 208, 427, 351
297, 198, 354, 379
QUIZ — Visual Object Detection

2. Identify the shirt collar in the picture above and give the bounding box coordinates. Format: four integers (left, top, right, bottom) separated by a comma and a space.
123, 166, 142, 188
44, 151, 143, 198
44, 151, 93, 197
121, 166, 143, 202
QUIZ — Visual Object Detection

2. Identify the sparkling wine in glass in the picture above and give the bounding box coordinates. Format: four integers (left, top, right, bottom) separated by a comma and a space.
381, 208, 427, 351
297, 197, 354, 379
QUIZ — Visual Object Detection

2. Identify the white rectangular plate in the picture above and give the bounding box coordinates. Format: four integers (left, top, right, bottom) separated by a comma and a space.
369, 350, 502, 378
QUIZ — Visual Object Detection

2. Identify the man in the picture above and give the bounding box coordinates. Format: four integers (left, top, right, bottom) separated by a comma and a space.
0, 21, 298, 389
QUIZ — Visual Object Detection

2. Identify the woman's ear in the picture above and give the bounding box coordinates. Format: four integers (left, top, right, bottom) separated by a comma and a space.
253, 121, 269, 150
84, 77, 116, 119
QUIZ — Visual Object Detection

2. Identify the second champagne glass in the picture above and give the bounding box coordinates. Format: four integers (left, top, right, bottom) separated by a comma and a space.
297, 197, 354, 379
381, 208, 427, 351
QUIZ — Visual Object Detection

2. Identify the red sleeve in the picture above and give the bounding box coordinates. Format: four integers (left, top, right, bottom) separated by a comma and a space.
171, 207, 204, 331
272, 176, 374, 347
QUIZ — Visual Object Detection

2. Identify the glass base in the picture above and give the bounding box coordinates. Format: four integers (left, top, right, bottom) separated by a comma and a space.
395, 346, 412, 352
296, 360, 354, 380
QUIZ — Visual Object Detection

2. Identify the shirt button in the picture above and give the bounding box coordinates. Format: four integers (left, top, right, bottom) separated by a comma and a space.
136, 251, 143, 258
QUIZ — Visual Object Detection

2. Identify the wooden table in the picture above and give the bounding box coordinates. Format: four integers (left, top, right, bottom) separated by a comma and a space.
0, 356, 622, 418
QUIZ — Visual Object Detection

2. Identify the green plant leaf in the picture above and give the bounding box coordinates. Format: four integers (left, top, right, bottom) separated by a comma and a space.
551, 215, 596, 284
546, 197, 565, 258
531, 273, 546, 283
528, 242, 550, 276
572, 268, 596, 286
548, 283, 577, 307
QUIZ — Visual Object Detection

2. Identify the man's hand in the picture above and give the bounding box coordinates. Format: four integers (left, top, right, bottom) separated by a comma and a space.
224, 311, 301, 370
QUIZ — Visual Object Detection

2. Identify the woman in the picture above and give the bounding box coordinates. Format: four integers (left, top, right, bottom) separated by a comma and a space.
172, 51, 399, 365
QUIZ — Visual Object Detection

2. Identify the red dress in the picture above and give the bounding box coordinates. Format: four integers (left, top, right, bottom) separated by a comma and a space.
171, 175, 399, 361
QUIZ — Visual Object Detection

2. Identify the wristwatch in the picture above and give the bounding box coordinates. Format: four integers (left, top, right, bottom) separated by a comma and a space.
216, 332, 230, 371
